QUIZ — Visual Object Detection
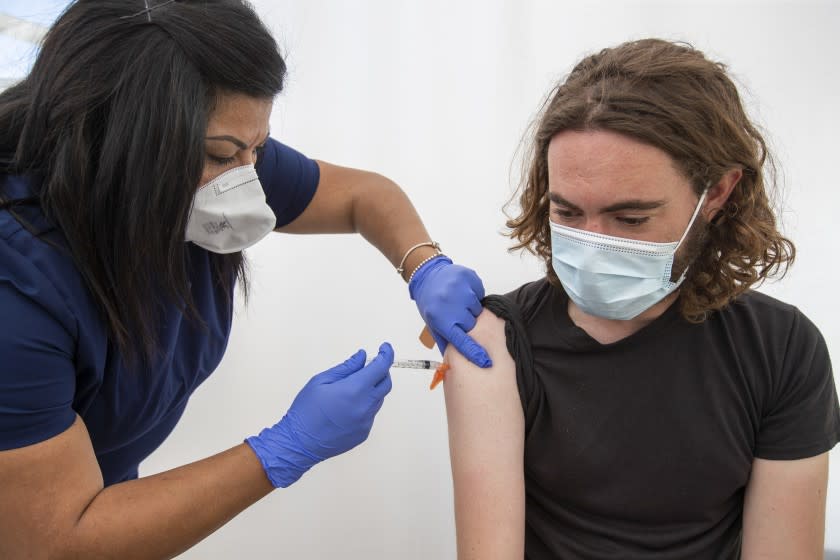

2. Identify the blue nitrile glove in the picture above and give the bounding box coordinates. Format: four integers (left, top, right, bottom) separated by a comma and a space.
245, 343, 394, 488
409, 255, 491, 368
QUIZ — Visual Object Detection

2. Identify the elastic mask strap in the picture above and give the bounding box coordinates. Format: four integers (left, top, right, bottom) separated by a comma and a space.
675, 187, 709, 250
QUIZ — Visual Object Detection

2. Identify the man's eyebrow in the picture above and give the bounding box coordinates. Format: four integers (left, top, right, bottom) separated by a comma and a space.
549, 192, 666, 213
600, 199, 666, 213
206, 130, 271, 150
549, 192, 582, 212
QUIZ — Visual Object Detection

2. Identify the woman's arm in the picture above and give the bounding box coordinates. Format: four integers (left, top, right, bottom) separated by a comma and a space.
276, 159, 491, 367
741, 453, 829, 559
0, 347, 393, 559
276, 160, 438, 279
443, 309, 525, 560
0, 415, 272, 559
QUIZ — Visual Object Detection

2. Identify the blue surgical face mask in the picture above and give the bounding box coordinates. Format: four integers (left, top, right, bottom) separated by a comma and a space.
549, 190, 708, 320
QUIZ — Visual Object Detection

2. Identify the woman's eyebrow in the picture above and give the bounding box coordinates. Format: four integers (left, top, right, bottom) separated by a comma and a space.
206, 135, 247, 150
206, 130, 270, 149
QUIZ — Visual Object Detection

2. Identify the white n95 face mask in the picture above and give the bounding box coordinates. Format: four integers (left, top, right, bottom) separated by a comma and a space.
549, 190, 708, 320
185, 164, 276, 254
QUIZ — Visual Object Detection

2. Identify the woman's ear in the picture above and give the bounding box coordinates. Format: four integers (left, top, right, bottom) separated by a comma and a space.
704, 168, 742, 221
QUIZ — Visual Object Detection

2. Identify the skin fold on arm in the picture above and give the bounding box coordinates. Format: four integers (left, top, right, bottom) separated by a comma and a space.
443, 309, 525, 560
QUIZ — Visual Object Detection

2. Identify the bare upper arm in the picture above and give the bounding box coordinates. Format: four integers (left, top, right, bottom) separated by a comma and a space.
0, 415, 103, 558
443, 308, 525, 560
741, 453, 829, 559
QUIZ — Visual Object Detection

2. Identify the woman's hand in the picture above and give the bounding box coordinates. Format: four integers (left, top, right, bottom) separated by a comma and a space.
409, 256, 492, 368
246, 343, 394, 488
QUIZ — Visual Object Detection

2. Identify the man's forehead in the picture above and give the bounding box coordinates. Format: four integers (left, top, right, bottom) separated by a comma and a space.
549, 131, 673, 174
547, 132, 693, 204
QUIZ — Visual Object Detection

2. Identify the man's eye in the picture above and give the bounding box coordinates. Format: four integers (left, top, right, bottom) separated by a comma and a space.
552, 208, 579, 219
617, 216, 649, 226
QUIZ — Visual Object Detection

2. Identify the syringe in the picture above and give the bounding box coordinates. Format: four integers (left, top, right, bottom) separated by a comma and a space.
365, 358, 448, 389
391, 359, 442, 370
366, 359, 442, 370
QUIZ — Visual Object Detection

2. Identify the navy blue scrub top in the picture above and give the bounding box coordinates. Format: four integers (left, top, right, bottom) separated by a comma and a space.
0, 139, 319, 485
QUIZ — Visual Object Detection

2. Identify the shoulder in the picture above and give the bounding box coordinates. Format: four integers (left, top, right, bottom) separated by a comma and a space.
0, 183, 101, 450
1, 224, 84, 341
726, 289, 799, 319
719, 290, 824, 348
0, 246, 79, 449
255, 138, 320, 227
443, 308, 521, 430
501, 277, 558, 323
445, 308, 514, 380
731, 294, 839, 459
444, 308, 509, 381
1, 174, 113, 342
711, 291, 832, 394
256, 137, 320, 183
468, 307, 508, 347
0, 229, 81, 362
503, 277, 552, 306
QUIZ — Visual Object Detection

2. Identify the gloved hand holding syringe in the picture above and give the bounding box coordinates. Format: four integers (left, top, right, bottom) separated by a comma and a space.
247, 343, 449, 490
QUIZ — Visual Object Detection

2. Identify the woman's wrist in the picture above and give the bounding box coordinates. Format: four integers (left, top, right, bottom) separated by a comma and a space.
400, 244, 441, 282
246, 415, 321, 489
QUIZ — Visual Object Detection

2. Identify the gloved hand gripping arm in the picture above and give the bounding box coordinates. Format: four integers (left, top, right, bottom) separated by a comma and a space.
410, 255, 492, 368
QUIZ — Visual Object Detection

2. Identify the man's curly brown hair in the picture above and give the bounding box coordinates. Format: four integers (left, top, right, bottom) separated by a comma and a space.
506, 38, 795, 322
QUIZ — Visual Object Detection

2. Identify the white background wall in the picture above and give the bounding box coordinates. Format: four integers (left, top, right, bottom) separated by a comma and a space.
140, 2, 840, 557
6, 0, 837, 558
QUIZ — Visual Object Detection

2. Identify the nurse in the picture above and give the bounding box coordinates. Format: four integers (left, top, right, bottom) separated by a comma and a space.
0, 0, 489, 556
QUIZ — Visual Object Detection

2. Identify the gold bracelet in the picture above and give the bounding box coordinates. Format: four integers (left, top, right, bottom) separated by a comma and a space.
396, 241, 440, 276
407, 252, 444, 284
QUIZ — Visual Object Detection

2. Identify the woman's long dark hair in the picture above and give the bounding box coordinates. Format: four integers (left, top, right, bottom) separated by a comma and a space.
0, 0, 286, 366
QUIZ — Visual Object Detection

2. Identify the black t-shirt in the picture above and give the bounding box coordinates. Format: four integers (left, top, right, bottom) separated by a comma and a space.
482, 278, 839, 560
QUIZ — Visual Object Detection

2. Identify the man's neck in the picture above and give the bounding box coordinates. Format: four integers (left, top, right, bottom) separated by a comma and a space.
566, 291, 680, 345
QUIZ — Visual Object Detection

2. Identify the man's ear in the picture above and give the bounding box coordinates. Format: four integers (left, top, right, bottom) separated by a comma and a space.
703, 168, 742, 221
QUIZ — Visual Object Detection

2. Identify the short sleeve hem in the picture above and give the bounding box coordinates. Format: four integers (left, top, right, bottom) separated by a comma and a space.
753, 432, 840, 460
0, 408, 76, 451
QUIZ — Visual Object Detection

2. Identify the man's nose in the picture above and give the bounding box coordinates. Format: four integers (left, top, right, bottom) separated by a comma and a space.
579, 218, 605, 234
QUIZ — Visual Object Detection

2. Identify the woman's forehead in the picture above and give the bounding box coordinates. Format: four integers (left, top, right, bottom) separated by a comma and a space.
206, 93, 272, 143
